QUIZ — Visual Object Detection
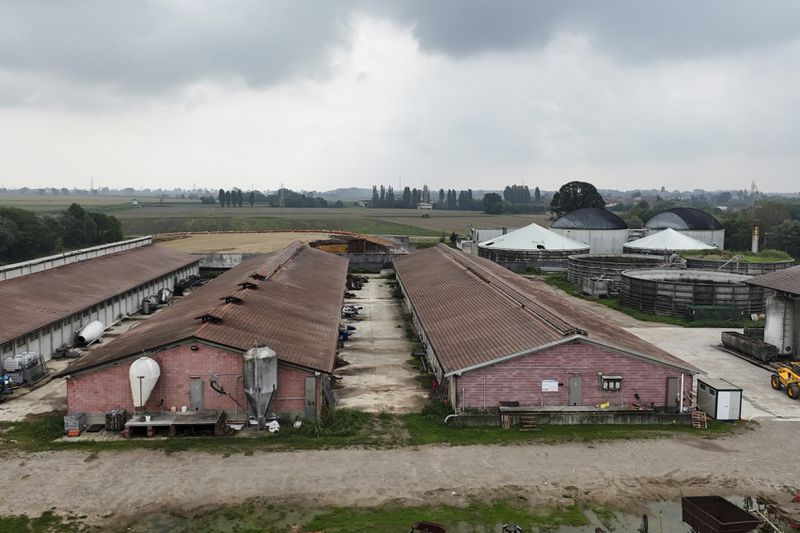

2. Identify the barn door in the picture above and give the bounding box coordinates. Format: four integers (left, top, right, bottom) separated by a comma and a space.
665, 377, 679, 413
304, 377, 317, 419
568, 376, 582, 406
190, 379, 204, 411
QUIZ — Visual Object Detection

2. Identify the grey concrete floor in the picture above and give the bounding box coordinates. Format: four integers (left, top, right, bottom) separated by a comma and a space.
0, 297, 184, 422
626, 326, 800, 421
335, 273, 429, 413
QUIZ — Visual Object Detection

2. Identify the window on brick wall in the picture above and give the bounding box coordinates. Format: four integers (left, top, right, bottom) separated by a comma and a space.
601, 375, 622, 391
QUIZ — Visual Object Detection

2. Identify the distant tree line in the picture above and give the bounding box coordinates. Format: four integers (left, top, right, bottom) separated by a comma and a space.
208, 188, 342, 208
0, 203, 123, 264
481, 184, 547, 215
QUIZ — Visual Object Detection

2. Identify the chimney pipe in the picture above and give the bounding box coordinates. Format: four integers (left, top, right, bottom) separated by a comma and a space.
751, 225, 760, 253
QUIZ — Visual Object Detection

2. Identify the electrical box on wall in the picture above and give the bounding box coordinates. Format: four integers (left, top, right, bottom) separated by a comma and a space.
599, 374, 622, 391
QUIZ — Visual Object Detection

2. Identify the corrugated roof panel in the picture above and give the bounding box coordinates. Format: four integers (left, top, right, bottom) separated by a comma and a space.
0, 245, 199, 344
745, 265, 800, 295
394, 244, 696, 374
58, 244, 347, 375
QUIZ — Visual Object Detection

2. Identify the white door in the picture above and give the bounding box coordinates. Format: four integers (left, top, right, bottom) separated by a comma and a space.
717, 391, 731, 420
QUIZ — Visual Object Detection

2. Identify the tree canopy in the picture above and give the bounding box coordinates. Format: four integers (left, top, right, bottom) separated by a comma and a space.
550, 181, 605, 216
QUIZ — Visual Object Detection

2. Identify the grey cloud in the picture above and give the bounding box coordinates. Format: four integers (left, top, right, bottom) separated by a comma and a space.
0, 0, 355, 95
384, 1, 800, 61
2, 0, 800, 99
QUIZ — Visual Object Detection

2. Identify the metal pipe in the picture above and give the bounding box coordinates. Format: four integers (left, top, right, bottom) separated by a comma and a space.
679, 373, 685, 413
444, 414, 460, 424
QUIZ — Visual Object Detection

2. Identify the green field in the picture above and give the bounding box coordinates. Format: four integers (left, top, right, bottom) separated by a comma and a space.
0, 194, 549, 237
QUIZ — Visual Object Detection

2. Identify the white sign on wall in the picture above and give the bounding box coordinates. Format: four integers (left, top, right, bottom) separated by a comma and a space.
541, 379, 559, 392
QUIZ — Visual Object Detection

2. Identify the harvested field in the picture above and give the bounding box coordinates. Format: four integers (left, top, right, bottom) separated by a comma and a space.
157, 232, 333, 253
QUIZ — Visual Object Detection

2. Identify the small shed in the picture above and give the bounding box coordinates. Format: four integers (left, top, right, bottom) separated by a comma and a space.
696, 377, 742, 420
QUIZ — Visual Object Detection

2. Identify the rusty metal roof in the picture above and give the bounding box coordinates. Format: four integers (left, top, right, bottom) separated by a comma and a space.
393, 244, 696, 375
745, 265, 800, 295
59, 242, 347, 376
0, 245, 198, 345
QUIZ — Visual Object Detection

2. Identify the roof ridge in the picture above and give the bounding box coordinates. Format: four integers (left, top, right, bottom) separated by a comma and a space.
436, 245, 585, 337
194, 241, 305, 334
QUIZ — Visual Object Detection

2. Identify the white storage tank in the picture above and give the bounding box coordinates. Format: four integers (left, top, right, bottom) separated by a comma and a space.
550, 208, 629, 254
696, 377, 742, 421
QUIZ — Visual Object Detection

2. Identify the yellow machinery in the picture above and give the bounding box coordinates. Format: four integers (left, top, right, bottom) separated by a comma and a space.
771, 362, 800, 399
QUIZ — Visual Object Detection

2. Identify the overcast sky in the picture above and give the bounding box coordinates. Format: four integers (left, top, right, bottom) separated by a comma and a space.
1, 1, 799, 192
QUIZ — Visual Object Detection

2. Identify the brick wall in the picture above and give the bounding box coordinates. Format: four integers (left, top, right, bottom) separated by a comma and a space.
454, 341, 693, 411
66, 343, 320, 418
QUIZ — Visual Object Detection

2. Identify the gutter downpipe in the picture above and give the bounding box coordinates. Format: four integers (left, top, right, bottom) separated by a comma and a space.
444, 414, 460, 425
679, 373, 685, 413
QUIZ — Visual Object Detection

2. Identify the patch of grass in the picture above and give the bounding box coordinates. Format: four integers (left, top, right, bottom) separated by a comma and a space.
119, 495, 592, 533
306, 500, 588, 532
540, 274, 765, 328
682, 249, 795, 263
0, 408, 738, 455
0, 510, 86, 532
403, 411, 736, 447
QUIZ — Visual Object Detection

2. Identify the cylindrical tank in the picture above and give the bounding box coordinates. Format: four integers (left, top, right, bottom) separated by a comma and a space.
684, 257, 794, 275
619, 269, 766, 319
129, 356, 161, 408
567, 254, 670, 295
76, 320, 104, 345
244, 345, 278, 427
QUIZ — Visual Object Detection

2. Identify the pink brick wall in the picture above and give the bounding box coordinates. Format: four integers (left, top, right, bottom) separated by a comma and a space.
454, 341, 693, 411
67, 343, 320, 418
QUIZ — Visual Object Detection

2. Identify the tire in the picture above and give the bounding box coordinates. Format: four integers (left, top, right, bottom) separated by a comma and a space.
771, 375, 782, 390
788, 383, 800, 400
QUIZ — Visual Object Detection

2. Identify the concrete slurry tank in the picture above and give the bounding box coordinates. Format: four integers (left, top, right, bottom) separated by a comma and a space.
478, 222, 590, 272
567, 254, 669, 296
685, 256, 795, 275
620, 269, 766, 319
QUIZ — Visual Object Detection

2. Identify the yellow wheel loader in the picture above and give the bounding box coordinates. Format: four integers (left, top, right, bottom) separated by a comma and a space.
771, 362, 800, 400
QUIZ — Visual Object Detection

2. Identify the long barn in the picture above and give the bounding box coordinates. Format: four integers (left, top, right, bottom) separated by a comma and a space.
58, 241, 348, 422
1, 237, 199, 363
394, 244, 696, 413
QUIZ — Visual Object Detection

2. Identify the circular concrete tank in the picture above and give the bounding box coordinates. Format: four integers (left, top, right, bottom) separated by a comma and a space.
685, 257, 795, 275
620, 269, 766, 319
567, 254, 667, 295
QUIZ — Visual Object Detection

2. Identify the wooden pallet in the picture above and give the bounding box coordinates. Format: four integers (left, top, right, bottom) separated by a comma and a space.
692, 409, 708, 429
519, 414, 540, 432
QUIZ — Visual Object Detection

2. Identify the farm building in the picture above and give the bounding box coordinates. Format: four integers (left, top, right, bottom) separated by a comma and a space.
623, 228, 716, 256
309, 233, 408, 270
0, 238, 199, 363
477, 222, 590, 272
645, 207, 725, 249
58, 241, 347, 423
394, 245, 696, 415
746, 265, 800, 358
550, 208, 629, 254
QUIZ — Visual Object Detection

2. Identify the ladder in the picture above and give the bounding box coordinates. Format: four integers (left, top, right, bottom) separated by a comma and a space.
692, 409, 708, 429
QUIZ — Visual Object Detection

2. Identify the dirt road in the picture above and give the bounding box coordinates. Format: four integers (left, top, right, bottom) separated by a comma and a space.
1, 421, 797, 524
